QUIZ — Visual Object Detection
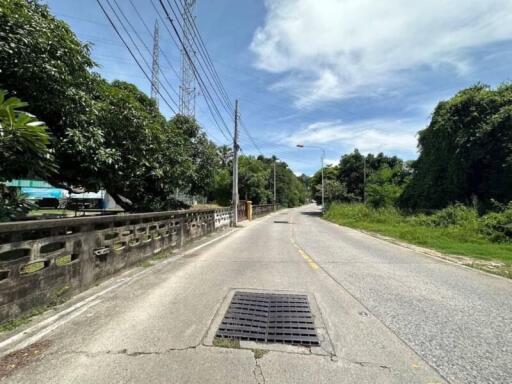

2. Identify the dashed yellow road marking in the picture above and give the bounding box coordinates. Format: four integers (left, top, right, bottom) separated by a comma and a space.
308, 261, 320, 270
298, 249, 310, 260
288, 213, 320, 271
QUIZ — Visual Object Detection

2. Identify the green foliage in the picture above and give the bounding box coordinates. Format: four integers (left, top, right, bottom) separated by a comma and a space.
309, 151, 409, 207
337, 150, 404, 201
480, 204, 512, 243
0, 0, 98, 188
238, 156, 272, 204
0, 90, 56, 182
325, 203, 512, 265
270, 157, 308, 207
366, 165, 409, 208
206, 146, 232, 206
311, 166, 351, 205
0, 3, 221, 212
207, 155, 308, 207
413, 203, 479, 228
400, 83, 512, 210
0, 185, 37, 222
91, 81, 217, 211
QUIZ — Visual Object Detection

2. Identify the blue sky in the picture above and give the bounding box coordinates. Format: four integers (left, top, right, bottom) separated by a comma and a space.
44, 0, 512, 175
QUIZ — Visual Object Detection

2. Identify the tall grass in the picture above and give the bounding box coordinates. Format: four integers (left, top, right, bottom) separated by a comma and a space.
324, 203, 512, 263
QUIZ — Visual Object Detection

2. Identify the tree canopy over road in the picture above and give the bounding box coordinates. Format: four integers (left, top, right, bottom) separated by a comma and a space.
0, 0, 306, 213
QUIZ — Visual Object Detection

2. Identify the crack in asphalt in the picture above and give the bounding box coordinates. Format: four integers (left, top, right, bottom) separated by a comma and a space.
48, 344, 200, 358
252, 355, 266, 384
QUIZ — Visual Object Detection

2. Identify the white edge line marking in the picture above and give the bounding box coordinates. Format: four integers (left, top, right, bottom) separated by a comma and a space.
4, 299, 102, 355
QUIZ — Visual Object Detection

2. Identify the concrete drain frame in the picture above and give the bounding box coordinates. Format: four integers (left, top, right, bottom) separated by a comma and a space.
205, 288, 335, 356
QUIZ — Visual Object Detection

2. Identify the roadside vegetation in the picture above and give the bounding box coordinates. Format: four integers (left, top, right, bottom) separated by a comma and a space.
311, 83, 512, 276
325, 204, 512, 266
0, 1, 308, 221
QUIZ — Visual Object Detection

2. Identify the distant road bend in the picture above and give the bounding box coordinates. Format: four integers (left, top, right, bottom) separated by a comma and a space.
1, 204, 511, 384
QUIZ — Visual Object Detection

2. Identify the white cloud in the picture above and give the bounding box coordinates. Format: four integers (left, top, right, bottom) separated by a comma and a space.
251, 0, 512, 106
286, 119, 420, 154
324, 158, 339, 166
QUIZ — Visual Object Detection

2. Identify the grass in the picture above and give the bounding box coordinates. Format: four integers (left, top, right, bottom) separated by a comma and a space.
138, 260, 152, 268
252, 349, 269, 359
324, 203, 512, 274
0, 308, 47, 333
213, 337, 240, 349
27, 209, 75, 217
0, 285, 71, 333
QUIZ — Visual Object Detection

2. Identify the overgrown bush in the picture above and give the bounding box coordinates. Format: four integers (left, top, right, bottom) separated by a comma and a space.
413, 204, 479, 228
480, 204, 512, 243
327, 201, 512, 244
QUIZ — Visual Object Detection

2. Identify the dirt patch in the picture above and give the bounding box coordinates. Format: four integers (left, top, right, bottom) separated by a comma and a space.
0, 340, 51, 379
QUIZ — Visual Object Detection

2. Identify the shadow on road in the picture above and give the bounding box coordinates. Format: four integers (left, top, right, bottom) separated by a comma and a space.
300, 211, 322, 217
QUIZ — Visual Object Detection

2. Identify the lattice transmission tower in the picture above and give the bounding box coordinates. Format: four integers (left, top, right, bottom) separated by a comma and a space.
179, 0, 197, 116
151, 20, 160, 107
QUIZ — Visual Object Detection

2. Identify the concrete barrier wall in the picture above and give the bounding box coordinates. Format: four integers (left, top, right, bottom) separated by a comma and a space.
0, 204, 278, 324
253, 204, 276, 218
0, 208, 233, 323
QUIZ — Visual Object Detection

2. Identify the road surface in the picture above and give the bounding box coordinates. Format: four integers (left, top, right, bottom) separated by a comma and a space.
1, 205, 510, 383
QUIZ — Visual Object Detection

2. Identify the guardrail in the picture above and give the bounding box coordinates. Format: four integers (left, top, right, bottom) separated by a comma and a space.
0, 207, 233, 323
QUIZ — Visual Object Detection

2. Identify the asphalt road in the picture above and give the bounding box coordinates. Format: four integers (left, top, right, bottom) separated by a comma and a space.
1, 205, 510, 383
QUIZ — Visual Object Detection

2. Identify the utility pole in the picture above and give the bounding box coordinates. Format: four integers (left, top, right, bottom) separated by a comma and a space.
150, 20, 160, 107
179, 0, 197, 116
296, 145, 325, 212
273, 160, 277, 210
232, 100, 240, 225
363, 156, 367, 204
321, 150, 325, 212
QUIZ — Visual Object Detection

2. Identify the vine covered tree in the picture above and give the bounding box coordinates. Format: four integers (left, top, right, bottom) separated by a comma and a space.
400, 84, 512, 210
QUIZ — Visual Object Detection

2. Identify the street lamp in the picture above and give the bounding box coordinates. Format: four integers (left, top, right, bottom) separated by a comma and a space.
296, 144, 326, 212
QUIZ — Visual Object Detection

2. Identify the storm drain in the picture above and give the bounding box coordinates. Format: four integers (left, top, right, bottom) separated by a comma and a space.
215, 291, 320, 346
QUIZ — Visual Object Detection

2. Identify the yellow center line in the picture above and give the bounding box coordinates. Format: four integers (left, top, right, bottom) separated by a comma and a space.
289, 213, 320, 271
308, 261, 320, 270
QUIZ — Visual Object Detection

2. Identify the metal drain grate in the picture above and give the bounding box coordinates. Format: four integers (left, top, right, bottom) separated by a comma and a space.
216, 291, 320, 346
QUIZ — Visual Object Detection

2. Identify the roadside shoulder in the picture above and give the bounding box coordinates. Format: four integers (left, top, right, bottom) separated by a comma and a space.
323, 218, 512, 282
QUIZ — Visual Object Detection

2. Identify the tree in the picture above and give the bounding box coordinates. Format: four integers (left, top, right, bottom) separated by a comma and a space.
310, 165, 351, 205
0, 90, 55, 221
400, 83, 512, 210
88, 81, 217, 211
0, 2, 222, 211
336, 149, 404, 202
205, 154, 308, 207
238, 156, 271, 204
366, 165, 408, 208
0, 90, 56, 182
0, 0, 98, 190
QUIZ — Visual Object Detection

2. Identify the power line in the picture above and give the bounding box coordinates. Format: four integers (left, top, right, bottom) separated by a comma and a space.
177, 0, 232, 110
151, 21, 160, 105
148, 0, 231, 142
174, 0, 232, 116
178, 0, 197, 116
96, 0, 177, 114
108, 0, 179, 106
127, 0, 181, 82
175, 0, 264, 156
158, 0, 233, 141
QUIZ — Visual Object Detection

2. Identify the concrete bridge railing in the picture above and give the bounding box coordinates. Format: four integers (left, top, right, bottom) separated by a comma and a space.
0, 205, 276, 324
